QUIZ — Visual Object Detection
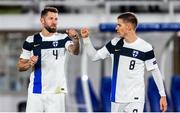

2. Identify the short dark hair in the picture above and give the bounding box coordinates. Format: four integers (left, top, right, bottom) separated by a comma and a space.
41, 7, 58, 17
117, 12, 138, 29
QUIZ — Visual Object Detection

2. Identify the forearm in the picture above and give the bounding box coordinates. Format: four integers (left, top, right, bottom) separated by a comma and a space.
72, 39, 80, 55
17, 59, 31, 72
151, 68, 166, 96
83, 37, 101, 61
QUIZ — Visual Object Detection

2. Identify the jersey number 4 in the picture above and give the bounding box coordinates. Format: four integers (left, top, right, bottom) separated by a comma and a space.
53, 50, 58, 60
129, 60, 136, 70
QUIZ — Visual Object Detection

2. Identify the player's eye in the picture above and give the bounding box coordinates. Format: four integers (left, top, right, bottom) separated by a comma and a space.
117, 24, 121, 27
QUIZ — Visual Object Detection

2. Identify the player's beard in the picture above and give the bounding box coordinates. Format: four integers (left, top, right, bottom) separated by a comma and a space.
44, 25, 57, 33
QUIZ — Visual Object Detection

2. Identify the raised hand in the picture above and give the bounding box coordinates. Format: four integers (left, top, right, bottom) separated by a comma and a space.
66, 28, 79, 41
80, 28, 89, 38
66, 29, 80, 55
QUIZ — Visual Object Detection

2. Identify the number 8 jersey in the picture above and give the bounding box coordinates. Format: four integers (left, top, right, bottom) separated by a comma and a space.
20, 32, 73, 94
98, 37, 158, 103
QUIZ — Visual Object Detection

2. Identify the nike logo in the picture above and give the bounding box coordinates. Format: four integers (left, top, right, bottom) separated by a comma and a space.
115, 49, 120, 51
34, 44, 40, 47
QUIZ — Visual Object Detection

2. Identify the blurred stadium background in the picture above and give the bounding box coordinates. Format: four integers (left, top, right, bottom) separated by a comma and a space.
0, 0, 180, 112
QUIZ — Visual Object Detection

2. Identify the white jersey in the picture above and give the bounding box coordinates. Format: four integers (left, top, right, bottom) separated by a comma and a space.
98, 37, 158, 103
20, 32, 73, 94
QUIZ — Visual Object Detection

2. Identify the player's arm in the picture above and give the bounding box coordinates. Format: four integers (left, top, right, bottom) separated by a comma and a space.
17, 56, 38, 72
145, 47, 167, 112
17, 36, 39, 72
81, 28, 110, 61
66, 29, 80, 55
150, 68, 167, 112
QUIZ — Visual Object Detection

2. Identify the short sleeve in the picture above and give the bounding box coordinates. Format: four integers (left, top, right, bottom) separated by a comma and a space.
20, 49, 31, 59
20, 36, 33, 59
105, 41, 114, 54
64, 37, 73, 50
145, 49, 158, 71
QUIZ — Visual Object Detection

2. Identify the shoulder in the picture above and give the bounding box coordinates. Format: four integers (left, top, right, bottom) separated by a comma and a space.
138, 38, 153, 52
55, 32, 68, 39
25, 35, 34, 43
110, 37, 121, 46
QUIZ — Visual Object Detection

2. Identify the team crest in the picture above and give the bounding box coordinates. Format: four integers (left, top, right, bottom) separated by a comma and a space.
52, 41, 58, 47
132, 50, 139, 57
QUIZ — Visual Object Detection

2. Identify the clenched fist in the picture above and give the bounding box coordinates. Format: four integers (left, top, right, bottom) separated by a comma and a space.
80, 28, 89, 38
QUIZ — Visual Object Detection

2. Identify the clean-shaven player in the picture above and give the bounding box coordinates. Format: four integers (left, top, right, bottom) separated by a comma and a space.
17, 7, 79, 112
81, 12, 167, 112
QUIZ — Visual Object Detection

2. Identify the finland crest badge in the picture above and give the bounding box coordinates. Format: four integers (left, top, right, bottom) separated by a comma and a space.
52, 41, 58, 47
132, 50, 139, 57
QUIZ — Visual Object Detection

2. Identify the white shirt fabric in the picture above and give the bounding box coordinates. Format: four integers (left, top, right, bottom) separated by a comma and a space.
20, 32, 73, 94
83, 37, 165, 103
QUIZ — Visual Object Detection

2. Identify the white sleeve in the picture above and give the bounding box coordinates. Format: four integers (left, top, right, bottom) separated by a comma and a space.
151, 68, 166, 96
145, 58, 158, 71
63, 35, 73, 50
83, 37, 110, 61
20, 36, 33, 59
145, 48, 158, 71
20, 49, 31, 59
65, 40, 73, 50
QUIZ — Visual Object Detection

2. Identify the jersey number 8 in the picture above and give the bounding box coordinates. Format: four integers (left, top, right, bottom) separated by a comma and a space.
129, 60, 136, 70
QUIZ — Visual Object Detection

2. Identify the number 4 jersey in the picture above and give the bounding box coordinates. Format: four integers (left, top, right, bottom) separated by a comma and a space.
99, 37, 158, 103
20, 32, 73, 94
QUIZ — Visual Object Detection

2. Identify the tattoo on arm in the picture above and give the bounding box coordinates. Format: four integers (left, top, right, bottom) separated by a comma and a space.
17, 58, 31, 72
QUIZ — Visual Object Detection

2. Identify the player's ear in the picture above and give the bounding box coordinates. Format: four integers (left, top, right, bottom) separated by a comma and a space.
126, 23, 131, 30
127, 23, 134, 31
40, 18, 44, 24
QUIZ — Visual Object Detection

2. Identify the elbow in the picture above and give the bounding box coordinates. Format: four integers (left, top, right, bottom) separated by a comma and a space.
16, 63, 21, 72
17, 65, 23, 72
16, 64, 26, 72
17, 67, 22, 72
17, 60, 23, 72
17, 68, 27, 72
18, 69, 24, 72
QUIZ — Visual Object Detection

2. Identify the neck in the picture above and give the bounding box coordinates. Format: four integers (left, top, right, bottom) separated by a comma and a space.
124, 31, 137, 43
41, 28, 54, 37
